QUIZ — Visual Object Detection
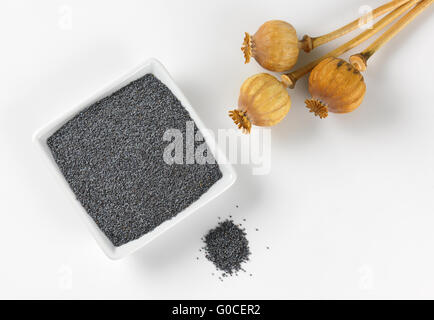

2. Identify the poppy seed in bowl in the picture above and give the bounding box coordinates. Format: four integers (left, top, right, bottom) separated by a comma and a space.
47, 74, 222, 247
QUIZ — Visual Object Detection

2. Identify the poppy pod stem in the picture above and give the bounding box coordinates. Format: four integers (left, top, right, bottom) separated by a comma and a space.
281, 0, 420, 89
299, 0, 412, 52
350, 0, 433, 72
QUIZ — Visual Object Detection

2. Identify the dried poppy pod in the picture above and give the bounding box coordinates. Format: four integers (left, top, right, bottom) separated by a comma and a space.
242, 0, 412, 72
305, 57, 366, 118
242, 20, 299, 72
229, 73, 291, 133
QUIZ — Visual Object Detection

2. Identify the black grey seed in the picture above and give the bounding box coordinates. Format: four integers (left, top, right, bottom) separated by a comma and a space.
203, 220, 251, 276
47, 74, 222, 247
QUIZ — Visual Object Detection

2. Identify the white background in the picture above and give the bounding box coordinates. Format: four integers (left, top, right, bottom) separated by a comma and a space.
1, 0, 433, 299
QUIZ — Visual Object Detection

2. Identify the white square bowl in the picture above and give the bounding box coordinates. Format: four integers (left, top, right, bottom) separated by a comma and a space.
33, 58, 237, 260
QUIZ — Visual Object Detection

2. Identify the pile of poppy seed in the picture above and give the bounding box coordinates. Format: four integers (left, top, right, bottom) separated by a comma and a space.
203, 219, 251, 276
47, 74, 222, 247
